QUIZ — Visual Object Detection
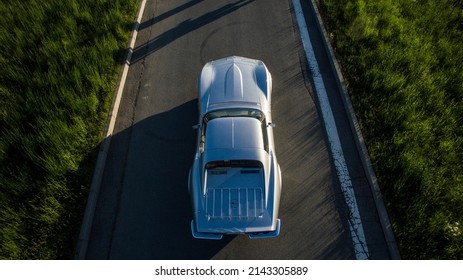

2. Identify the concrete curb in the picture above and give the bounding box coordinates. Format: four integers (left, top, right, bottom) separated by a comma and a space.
74, 0, 147, 260
307, 0, 401, 259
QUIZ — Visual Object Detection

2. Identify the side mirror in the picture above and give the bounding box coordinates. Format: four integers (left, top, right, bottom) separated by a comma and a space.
192, 124, 200, 130
267, 122, 276, 128
199, 142, 204, 154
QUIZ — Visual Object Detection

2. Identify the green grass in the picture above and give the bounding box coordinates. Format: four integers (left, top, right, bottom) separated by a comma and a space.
0, 0, 139, 259
318, 0, 463, 259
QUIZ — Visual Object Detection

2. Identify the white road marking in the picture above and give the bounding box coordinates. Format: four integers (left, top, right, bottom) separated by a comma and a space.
74, 0, 148, 259
292, 0, 369, 259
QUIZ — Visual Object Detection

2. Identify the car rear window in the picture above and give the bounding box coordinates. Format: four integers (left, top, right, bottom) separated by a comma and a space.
205, 160, 263, 169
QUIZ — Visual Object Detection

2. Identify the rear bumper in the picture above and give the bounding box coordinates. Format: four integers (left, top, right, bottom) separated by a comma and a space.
191, 220, 223, 240
190, 219, 281, 240
248, 219, 281, 239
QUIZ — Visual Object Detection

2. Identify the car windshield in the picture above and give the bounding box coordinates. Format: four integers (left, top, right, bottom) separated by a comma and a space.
203, 109, 264, 123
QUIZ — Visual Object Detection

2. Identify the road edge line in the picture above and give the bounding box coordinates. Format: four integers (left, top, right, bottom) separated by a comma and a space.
307, 0, 401, 259
292, 0, 369, 259
74, 0, 147, 260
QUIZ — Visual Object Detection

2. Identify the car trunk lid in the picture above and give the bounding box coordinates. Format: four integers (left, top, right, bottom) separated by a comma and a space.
204, 166, 264, 221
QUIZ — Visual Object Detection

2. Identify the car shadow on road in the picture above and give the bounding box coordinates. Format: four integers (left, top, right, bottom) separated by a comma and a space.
99, 100, 234, 259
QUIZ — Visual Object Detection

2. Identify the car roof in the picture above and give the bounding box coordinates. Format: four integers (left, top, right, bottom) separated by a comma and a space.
205, 117, 264, 151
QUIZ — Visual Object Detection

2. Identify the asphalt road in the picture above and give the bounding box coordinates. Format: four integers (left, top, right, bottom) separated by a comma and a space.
84, 0, 392, 259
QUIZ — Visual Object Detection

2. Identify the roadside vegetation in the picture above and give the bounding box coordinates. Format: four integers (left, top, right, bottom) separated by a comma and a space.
318, 0, 463, 258
0, 0, 138, 259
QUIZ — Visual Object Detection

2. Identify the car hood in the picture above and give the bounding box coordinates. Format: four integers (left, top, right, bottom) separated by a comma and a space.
199, 56, 270, 115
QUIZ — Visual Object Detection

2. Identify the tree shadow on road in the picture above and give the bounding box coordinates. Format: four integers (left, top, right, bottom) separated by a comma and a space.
130, 0, 255, 64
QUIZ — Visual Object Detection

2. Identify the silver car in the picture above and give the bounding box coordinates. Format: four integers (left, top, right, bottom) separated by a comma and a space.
189, 56, 282, 239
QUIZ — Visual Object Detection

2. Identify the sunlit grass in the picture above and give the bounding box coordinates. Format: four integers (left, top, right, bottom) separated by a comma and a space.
0, 0, 139, 259
319, 0, 463, 259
